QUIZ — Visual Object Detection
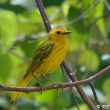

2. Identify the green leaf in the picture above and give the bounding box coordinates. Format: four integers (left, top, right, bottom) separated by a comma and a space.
19, 35, 38, 58
43, 0, 64, 7
102, 78, 110, 103
0, 2, 26, 13
36, 90, 56, 104
95, 2, 105, 37
0, 52, 12, 81
78, 50, 99, 71
68, 6, 86, 33
0, 11, 17, 50
17, 18, 39, 35
102, 78, 110, 94
70, 104, 88, 110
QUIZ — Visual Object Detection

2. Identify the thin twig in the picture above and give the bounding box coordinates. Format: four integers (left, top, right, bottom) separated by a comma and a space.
60, 64, 80, 110
89, 83, 103, 110
104, 0, 110, 11
88, 11, 110, 28
60, 64, 70, 82
71, 88, 80, 110
62, 0, 100, 27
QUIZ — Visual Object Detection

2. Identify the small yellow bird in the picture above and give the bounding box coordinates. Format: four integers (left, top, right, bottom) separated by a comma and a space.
11, 27, 71, 102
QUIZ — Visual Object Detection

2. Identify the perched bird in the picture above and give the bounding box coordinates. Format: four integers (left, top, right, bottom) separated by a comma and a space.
11, 27, 71, 102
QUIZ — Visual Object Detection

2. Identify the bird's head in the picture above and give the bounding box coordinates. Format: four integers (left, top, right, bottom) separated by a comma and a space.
48, 27, 71, 42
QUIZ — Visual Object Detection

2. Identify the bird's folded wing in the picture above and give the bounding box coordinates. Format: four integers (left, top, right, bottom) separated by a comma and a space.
24, 40, 54, 78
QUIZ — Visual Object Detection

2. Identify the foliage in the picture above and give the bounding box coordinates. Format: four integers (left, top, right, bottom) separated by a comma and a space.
0, 0, 110, 110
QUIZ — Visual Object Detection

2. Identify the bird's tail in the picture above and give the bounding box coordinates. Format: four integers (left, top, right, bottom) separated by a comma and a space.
11, 73, 33, 103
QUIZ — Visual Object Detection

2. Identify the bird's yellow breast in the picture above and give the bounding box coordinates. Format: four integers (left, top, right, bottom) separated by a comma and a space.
34, 38, 68, 75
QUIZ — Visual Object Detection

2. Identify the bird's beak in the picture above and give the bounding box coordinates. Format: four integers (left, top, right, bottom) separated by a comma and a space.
63, 31, 71, 35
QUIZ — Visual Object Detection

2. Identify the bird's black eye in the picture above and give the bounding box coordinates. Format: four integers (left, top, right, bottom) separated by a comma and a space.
57, 31, 60, 34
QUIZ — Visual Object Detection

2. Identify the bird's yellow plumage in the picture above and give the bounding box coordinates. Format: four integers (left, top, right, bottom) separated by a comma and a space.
11, 27, 71, 102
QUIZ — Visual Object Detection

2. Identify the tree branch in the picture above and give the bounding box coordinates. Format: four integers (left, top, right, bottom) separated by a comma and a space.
0, 66, 110, 93
35, 0, 51, 32
35, 0, 97, 109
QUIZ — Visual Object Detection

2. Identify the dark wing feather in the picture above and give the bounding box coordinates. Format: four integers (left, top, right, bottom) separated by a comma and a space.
24, 41, 54, 78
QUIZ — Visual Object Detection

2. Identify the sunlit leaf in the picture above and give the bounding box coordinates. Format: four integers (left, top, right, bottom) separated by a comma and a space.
0, 52, 12, 81
68, 6, 87, 33
78, 50, 99, 71
102, 78, 110, 94
95, 1, 105, 36
19, 35, 38, 58
0, 11, 17, 50
70, 104, 88, 110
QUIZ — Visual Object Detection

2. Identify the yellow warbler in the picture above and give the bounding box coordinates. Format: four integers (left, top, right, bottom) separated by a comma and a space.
11, 27, 71, 102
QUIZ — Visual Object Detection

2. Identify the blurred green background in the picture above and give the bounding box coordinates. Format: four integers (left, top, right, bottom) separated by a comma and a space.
0, 0, 110, 110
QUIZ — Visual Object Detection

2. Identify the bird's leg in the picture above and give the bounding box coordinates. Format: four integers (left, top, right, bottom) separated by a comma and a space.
32, 73, 45, 94
41, 74, 56, 83
41, 74, 63, 89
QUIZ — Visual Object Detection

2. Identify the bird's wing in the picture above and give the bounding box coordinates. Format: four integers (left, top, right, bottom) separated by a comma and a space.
24, 40, 54, 78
